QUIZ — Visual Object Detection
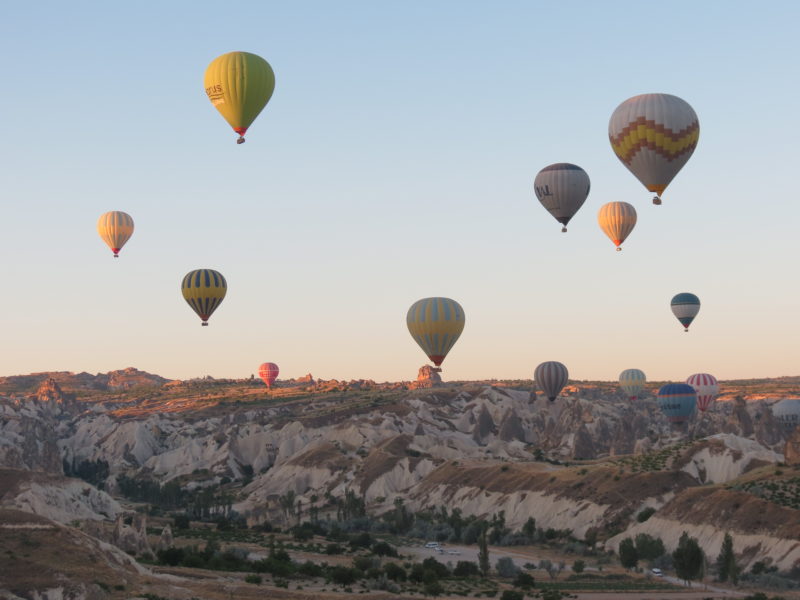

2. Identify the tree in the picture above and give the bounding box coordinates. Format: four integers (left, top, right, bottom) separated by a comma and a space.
513, 571, 535, 590
672, 532, 705, 585
619, 538, 638, 570
478, 524, 490, 577
522, 516, 536, 539
572, 559, 585, 574
635, 533, 666, 561
495, 556, 519, 578
453, 560, 480, 577
716, 532, 740, 584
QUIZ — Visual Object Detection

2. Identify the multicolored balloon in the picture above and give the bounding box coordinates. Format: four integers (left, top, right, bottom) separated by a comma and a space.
204, 51, 275, 144
671, 293, 701, 332
406, 297, 465, 367
619, 368, 646, 400
772, 399, 800, 431
657, 383, 697, 424
685, 373, 719, 412
609, 93, 699, 205
533, 163, 591, 232
97, 211, 134, 258
535, 361, 569, 402
259, 362, 279, 389
597, 202, 637, 251
181, 269, 227, 326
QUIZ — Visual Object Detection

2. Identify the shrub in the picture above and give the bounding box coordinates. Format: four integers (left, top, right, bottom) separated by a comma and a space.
572, 559, 585, 574
495, 557, 519, 578
500, 591, 524, 600
330, 566, 359, 586
326, 543, 343, 555
244, 574, 262, 584
384, 562, 407, 581
636, 507, 656, 523
453, 561, 480, 577
372, 541, 398, 557
513, 571, 535, 589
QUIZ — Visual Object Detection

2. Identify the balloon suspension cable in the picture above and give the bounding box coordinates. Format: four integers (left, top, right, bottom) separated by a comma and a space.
653, 195, 662, 205
236, 136, 246, 144
561, 226, 567, 233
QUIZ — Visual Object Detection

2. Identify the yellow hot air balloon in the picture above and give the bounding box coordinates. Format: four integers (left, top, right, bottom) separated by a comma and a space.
181, 269, 227, 326
97, 211, 134, 258
204, 51, 275, 144
407, 297, 465, 367
598, 202, 637, 251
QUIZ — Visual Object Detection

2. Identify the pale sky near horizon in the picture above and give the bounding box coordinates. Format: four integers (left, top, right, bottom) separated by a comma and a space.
1, 1, 798, 383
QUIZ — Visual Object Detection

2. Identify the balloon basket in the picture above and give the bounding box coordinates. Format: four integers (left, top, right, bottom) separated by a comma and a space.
202, 322, 209, 327
616, 247, 622, 252
652, 195, 662, 205
561, 227, 567, 233
236, 136, 246, 144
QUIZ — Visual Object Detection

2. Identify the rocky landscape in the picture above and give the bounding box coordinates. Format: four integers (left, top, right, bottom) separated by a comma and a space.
1, 368, 799, 598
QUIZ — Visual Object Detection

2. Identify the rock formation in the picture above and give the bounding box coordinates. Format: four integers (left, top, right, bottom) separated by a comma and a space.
785, 427, 800, 465
413, 365, 442, 388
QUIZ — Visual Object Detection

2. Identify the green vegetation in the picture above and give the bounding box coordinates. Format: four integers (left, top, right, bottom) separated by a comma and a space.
672, 532, 705, 584
732, 475, 800, 509
716, 532, 740, 584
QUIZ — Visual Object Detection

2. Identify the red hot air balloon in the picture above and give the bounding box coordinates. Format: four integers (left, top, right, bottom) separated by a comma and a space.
258, 363, 279, 389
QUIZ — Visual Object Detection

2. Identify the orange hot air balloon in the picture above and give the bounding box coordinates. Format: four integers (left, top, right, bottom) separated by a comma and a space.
259, 363, 279, 389
598, 201, 637, 251
97, 211, 134, 257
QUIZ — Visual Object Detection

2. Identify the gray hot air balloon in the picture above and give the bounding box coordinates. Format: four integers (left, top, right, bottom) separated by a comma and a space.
534, 361, 569, 402
533, 163, 590, 232
772, 399, 800, 431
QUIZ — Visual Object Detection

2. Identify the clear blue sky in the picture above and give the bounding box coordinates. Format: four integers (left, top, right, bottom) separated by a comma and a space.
1, 1, 798, 383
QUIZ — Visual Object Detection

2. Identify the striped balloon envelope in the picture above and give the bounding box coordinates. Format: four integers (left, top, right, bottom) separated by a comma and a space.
670, 293, 701, 332
535, 361, 569, 402
686, 373, 719, 412
609, 93, 699, 205
406, 297, 465, 367
204, 51, 276, 144
597, 202, 637, 251
258, 362, 279, 389
97, 211, 134, 258
657, 383, 697, 424
533, 163, 591, 232
181, 269, 227, 326
619, 368, 646, 400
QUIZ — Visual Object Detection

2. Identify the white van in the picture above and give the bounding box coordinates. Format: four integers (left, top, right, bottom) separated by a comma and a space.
424, 542, 440, 548
651, 568, 663, 577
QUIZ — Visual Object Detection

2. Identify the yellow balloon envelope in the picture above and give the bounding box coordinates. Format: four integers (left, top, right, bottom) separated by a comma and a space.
598, 202, 637, 251
181, 269, 227, 326
407, 297, 465, 366
204, 51, 275, 144
97, 211, 134, 257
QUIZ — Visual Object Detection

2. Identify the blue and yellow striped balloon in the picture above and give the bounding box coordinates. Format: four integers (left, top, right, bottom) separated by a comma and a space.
406, 297, 465, 366
619, 368, 646, 400
181, 269, 227, 326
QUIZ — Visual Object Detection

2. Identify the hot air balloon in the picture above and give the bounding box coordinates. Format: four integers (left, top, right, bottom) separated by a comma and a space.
597, 202, 637, 251
671, 293, 700, 332
619, 368, 646, 400
686, 373, 719, 412
204, 51, 275, 144
407, 297, 465, 367
609, 93, 699, 205
181, 269, 227, 326
533, 163, 590, 232
772, 399, 800, 431
97, 211, 134, 258
535, 361, 568, 402
259, 362, 279, 389
657, 383, 697, 424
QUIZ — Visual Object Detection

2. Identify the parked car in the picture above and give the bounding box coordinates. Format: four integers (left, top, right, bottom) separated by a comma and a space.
651, 568, 663, 577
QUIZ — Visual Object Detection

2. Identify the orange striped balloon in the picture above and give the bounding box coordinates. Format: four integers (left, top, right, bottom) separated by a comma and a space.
597, 202, 637, 251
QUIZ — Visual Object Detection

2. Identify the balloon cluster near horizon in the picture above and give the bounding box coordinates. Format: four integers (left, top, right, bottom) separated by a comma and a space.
657, 383, 697, 424
609, 93, 699, 205
597, 202, 637, 251
671, 293, 701, 332
535, 361, 569, 402
204, 51, 275, 144
181, 269, 227, 326
686, 373, 719, 412
97, 211, 134, 258
258, 362, 279, 389
619, 368, 646, 400
406, 297, 465, 367
533, 163, 590, 232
